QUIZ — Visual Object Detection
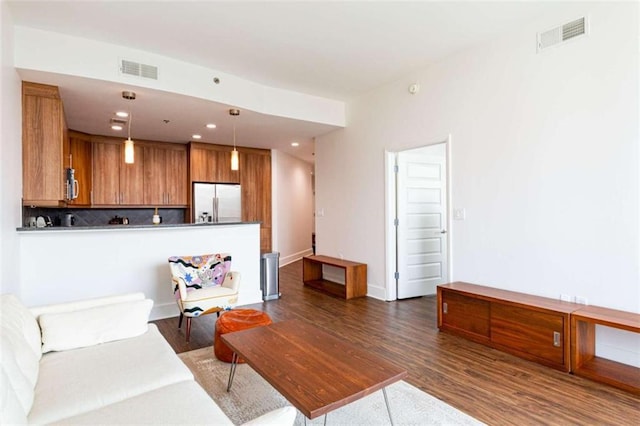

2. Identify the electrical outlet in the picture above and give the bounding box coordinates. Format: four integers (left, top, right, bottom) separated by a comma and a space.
575, 296, 588, 305
560, 294, 573, 302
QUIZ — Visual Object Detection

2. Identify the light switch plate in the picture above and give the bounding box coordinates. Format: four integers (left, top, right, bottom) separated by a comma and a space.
453, 208, 466, 220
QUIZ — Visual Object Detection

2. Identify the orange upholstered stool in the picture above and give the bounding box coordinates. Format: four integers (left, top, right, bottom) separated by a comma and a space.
214, 309, 273, 363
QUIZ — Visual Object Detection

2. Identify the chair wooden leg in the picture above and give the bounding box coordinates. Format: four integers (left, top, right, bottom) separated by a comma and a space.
178, 313, 184, 329
186, 317, 192, 342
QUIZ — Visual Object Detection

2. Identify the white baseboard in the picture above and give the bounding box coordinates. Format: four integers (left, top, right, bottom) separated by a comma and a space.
366, 284, 387, 301
151, 302, 179, 321
279, 248, 313, 267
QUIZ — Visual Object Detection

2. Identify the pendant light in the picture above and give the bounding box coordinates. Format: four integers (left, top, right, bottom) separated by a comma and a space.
124, 112, 135, 164
122, 91, 136, 164
230, 108, 240, 171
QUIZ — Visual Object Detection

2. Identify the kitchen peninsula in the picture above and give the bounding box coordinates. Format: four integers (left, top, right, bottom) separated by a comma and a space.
17, 222, 263, 320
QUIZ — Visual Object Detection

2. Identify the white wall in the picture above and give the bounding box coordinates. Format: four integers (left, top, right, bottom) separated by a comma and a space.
272, 150, 314, 265
0, 2, 22, 296
18, 224, 262, 320
316, 2, 639, 366
317, 4, 638, 309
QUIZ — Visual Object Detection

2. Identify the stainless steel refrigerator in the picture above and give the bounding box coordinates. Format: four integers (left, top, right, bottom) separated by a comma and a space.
193, 183, 242, 223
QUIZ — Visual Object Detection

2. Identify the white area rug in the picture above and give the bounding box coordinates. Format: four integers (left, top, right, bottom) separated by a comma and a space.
179, 346, 484, 425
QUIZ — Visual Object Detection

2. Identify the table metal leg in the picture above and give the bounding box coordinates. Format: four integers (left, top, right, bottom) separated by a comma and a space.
382, 387, 394, 425
226, 352, 239, 392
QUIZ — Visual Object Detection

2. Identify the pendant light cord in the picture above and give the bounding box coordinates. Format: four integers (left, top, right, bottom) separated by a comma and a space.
128, 112, 132, 140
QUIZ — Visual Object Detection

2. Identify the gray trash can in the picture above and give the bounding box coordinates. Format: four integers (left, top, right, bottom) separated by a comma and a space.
260, 251, 280, 301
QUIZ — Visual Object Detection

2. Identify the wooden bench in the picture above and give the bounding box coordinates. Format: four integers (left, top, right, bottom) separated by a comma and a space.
302, 255, 367, 299
571, 305, 640, 395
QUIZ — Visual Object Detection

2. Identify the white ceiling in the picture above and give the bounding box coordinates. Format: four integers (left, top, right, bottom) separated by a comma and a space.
7, 0, 558, 163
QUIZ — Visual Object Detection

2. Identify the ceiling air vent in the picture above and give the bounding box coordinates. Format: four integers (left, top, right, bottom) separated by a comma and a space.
120, 59, 158, 80
537, 16, 588, 53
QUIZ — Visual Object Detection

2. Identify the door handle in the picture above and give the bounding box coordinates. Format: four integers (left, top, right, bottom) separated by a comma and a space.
440, 230, 447, 234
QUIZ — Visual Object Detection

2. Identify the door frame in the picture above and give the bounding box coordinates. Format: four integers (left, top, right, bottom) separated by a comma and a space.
384, 134, 453, 301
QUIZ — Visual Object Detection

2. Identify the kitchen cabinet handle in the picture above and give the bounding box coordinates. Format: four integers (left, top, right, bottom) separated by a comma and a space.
553, 331, 561, 347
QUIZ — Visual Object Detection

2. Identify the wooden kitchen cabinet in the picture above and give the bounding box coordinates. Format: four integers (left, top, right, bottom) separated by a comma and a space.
166, 148, 188, 205
143, 144, 187, 206
67, 131, 92, 206
92, 142, 120, 204
189, 145, 213, 182
92, 140, 144, 205
119, 145, 145, 205
22, 82, 69, 206
438, 282, 579, 372
189, 143, 239, 184
241, 149, 272, 252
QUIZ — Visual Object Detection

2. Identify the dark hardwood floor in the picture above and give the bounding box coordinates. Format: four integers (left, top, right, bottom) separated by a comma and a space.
154, 260, 639, 425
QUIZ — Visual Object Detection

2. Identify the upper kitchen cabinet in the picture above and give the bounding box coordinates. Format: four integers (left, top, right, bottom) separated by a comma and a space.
67, 131, 93, 206
143, 144, 187, 206
92, 139, 144, 205
22, 82, 69, 206
189, 143, 240, 184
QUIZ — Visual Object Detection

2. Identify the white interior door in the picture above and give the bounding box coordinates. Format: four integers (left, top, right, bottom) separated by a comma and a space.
396, 144, 448, 298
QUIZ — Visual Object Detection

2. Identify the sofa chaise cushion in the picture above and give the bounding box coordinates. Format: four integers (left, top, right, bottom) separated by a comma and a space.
51, 380, 234, 425
28, 325, 193, 425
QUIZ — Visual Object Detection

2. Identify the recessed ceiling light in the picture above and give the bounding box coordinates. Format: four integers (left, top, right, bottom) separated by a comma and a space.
206, 123, 217, 129
111, 125, 123, 131
291, 142, 299, 147
115, 111, 129, 118
192, 134, 202, 139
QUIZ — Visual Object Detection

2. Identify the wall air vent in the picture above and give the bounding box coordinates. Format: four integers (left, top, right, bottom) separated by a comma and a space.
119, 59, 158, 80
537, 16, 588, 53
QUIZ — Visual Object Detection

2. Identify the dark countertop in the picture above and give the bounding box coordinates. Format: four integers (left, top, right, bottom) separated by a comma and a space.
17, 221, 260, 232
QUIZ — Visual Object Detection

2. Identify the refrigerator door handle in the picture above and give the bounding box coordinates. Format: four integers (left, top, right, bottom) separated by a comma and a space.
213, 197, 219, 223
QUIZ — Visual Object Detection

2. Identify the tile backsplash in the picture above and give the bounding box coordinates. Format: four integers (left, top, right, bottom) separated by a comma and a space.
22, 207, 187, 227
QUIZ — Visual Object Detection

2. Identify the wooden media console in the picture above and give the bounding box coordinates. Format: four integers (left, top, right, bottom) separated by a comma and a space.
437, 282, 640, 394
437, 282, 578, 372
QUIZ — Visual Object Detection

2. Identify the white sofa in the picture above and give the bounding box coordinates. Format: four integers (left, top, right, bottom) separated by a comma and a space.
0, 292, 295, 425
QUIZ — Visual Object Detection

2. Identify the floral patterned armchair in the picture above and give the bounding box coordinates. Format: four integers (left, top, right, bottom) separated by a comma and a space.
168, 253, 240, 342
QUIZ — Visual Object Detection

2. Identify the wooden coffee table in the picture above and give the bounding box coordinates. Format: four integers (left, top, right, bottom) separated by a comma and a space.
221, 319, 407, 421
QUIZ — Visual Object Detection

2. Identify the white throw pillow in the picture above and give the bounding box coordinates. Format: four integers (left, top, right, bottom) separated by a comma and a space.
39, 299, 153, 353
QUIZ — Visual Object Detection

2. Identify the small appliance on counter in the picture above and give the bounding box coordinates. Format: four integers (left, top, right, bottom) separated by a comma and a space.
63, 213, 75, 227
35, 216, 52, 228
108, 215, 129, 225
